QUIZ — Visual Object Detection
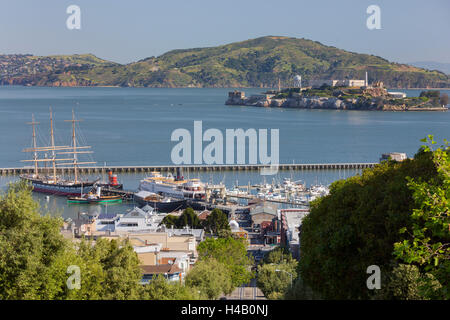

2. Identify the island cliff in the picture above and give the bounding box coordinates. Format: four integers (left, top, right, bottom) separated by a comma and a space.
226, 83, 448, 111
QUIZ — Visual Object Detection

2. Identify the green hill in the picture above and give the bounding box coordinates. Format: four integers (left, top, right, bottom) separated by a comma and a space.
2, 36, 449, 88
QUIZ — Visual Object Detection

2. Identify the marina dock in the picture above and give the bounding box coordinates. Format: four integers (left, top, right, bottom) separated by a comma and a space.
0, 162, 376, 175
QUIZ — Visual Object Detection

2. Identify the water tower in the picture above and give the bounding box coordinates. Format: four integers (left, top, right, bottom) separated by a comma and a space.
293, 75, 302, 88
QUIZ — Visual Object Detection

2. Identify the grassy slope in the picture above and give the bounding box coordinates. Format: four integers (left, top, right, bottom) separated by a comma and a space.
5, 37, 449, 88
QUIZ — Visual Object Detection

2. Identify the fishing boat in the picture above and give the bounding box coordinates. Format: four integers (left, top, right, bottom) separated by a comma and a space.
67, 187, 122, 204
20, 109, 98, 196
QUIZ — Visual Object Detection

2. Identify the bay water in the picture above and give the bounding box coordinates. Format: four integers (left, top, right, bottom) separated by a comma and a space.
0, 86, 449, 218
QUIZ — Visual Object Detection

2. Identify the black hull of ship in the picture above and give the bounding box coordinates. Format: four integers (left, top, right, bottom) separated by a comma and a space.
21, 177, 95, 196
135, 197, 187, 213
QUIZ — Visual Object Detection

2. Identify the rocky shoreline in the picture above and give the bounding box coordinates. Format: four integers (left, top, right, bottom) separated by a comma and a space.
225, 87, 449, 112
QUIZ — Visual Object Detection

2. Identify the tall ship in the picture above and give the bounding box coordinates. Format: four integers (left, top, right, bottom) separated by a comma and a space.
138, 169, 206, 201
20, 109, 98, 196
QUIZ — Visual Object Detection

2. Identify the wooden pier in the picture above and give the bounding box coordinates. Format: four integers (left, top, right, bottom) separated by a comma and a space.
0, 163, 376, 176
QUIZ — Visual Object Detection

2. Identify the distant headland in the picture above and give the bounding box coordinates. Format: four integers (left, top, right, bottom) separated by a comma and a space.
1, 36, 449, 89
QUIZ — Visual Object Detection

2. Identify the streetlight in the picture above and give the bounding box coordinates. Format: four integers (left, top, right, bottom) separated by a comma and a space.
275, 269, 293, 288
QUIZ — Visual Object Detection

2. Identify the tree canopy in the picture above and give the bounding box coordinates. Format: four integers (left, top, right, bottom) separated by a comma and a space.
299, 139, 448, 299
197, 237, 253, 288
161, 207, 202, 229
204, 208, 230, 235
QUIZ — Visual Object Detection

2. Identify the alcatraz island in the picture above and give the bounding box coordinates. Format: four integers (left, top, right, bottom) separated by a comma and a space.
226, 74, 449, 111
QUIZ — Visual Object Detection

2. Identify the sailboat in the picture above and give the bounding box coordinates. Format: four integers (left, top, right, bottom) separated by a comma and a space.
20, 109, 98, 196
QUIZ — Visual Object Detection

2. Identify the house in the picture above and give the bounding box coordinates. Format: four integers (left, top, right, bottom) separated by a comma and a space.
95, 213, 120, 234
140, 264, 184, 284
128, 232, 197, 257
115, 207, 150, 233
135, 243, 162, 265
165, 226, 205, 243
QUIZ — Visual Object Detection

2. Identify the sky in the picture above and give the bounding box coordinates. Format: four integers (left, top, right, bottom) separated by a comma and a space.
0, 0, 449, 65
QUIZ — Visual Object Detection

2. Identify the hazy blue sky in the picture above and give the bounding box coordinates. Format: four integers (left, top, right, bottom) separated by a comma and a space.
1, 0, 449, 64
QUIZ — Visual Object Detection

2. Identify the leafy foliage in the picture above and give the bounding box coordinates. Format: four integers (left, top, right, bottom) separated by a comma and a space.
197, 237, 253, 288
393, 136, 449, 299
161, 207, 202, 229
299, 146, 442, 299
204, 209, 230, 235
142, 274, 204, 300
0, 182, 155, 299
256, 247, 297, 299
185, 258, 233, 299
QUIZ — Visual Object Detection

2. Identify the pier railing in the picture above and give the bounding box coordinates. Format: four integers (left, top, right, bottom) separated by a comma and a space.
1, 163, 377, 175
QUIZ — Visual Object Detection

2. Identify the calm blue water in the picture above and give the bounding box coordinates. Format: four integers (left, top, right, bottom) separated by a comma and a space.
0, 86, 449, 218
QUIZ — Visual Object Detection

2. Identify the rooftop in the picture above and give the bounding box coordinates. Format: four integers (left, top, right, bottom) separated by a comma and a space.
140, 264, 182, 275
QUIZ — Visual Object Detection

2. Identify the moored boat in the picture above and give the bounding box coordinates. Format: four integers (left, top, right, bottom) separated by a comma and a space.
134, 190, 186, 213
21, 109, 97, 196
67, 187, 122, 204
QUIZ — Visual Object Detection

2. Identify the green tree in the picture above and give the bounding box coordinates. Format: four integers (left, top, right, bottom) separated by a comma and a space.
87, 238, 143, 300
0, 181, 145, 300
299, 145, 441, 299
161, 215, 178, 228
0, 181, 72, 299
393, 136, 449, 299
373, 263, 442, 300
142, 274, 203, 300
256, 247, 297, 299
263, 246, 294, 265
197, 237, 253, 288
204, 209, 230, 234
177, 207, 201, 228
161, 208, 202, 229
185, 258, 233, 299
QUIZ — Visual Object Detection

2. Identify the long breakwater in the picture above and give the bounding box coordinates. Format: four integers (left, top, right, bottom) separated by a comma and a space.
1, 163, 377, 176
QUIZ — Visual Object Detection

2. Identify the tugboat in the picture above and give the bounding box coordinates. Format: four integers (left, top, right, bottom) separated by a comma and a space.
67, 186, 122, 204
20, 109, 98, 196
97, 171, 124, 190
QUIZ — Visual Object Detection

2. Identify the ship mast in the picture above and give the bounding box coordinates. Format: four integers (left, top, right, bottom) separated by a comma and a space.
27, 114, 40, 176
65, 110, 81, 183
22, 110, 95, 178
50, 108, 57, 181
62, 110, 95, 183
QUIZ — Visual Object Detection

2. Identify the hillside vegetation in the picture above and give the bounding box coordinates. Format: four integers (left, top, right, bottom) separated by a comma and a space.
1, 36, 448, 88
